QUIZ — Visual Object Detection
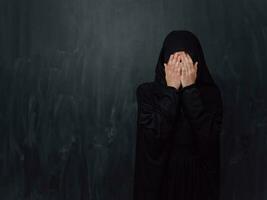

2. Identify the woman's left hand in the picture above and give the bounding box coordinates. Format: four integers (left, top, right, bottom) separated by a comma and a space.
180, 52, 198, 88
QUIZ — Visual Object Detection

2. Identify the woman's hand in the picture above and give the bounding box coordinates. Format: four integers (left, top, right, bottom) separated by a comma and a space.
164, 52, 183, 90
180, 52, 198, 88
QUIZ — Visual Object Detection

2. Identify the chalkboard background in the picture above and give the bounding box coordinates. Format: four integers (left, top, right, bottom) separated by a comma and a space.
0, 0, 267, 199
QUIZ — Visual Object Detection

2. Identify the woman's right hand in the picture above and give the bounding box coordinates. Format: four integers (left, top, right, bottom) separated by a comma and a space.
164, 51, 184, 90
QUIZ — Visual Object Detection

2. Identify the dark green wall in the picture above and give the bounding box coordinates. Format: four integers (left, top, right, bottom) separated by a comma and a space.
0, 0, 267, 199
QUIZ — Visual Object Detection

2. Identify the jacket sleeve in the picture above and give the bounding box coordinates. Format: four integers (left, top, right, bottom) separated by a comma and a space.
136, 82, 180, 164
180, 83, 223, 171
134, 82, 181, 200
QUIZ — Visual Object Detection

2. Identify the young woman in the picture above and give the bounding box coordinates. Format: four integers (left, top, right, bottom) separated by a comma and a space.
134, 30, 223, 200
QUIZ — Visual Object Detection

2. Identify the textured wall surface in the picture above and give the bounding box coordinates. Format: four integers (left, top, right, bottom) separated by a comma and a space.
0, 0, 267, 199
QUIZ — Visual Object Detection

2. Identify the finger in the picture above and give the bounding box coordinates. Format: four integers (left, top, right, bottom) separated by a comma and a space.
185, 61, 189, 75
177, 63, 182, 75
179, 61, 184, 75
175, 52, 183, 63
182, 52, 187, 61
173, 53, 179, 65
174, 53, 181, 69
182, 53, 188, 65
174, 51, 184, 57
173, 52, 181, 59
184, 54, 190, 74
164, 63, 170, 72
180, 63, 183, 75
187, 54, 193, 70
164, 64, 171, 77
169, 54, 173, 64
177, 54, 182, 63
182, 66, 186, 77
164, 63, 168, 72
168, 54, 173, 65
194, 61, 198, 71
170, 54, 175, 66
182, 63, 187, 76
182, 51, 187, 59
181, 54, 187, 68
174, 64, 179, 74
176, 58, 182, 69
185, 54, 192, 74
194, 61, 198, 68
177, 64, 182, 76
174, 55, 180, 68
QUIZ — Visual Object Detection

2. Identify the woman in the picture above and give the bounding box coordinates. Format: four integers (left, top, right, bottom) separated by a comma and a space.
133, 30, 223, 200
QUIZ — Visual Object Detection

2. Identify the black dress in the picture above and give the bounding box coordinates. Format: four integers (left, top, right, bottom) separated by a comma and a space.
133, 30, 223, 200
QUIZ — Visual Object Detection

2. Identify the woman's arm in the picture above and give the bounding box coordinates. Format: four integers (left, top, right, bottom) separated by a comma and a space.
136, 82, 180, 164
134, 82, 181, 200
180, 83, 223, 170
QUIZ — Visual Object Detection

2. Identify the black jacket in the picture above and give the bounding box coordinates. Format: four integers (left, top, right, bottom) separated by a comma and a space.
133, 30, 223, 200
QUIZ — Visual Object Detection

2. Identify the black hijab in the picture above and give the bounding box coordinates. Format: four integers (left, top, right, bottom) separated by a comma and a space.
154, 30, 216, 88
134, 30, 223, 200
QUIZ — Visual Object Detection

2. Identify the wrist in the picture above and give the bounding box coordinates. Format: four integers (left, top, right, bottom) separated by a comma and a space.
182, 82, 197, 91
166, 85, 177, 90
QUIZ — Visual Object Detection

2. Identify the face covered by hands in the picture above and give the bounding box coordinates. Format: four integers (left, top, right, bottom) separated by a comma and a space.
164, 51, 198, 90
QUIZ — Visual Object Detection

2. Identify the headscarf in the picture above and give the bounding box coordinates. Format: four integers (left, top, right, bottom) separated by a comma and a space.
154, 30, 216, 88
